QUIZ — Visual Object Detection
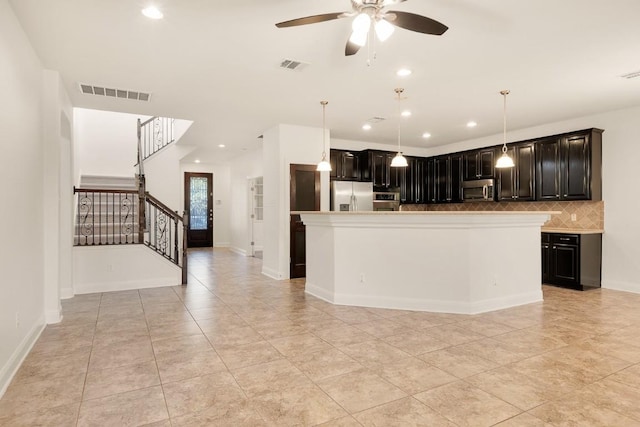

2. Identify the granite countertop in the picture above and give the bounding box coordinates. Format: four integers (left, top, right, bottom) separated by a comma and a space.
541, 228, 604, 234
295, 211, 562, 216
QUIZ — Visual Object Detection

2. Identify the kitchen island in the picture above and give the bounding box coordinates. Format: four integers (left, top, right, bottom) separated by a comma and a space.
299, 211, 557, 315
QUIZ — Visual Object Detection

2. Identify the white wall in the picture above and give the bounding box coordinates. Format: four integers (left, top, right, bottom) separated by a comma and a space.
74, 108, 151, 178
421, 105, 640, 293
227, 150, 263, 255
42, 70, 74, 320
262, 124, 331, 279
73, 246, 181, 294
0, 0, 46, 397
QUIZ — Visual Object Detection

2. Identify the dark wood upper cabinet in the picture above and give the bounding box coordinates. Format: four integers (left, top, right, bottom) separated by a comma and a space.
330, 149, 360, 181
497, 142, 535, 201
341, 127, 602, 205
464, 148, 495, 180
435, 154, 463, 203
536, 129, 602, 201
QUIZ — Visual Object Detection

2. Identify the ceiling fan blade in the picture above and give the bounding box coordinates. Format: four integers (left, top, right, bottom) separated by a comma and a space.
276, 12, 346, 28
345, 38, 362, 56
385, 11, 448, 35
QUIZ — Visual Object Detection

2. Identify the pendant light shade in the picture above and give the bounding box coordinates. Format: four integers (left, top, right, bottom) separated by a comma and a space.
390, 88, 408, 168
390, 152, 408, 167
317, 101, 332, 172
495, 90, 515, 169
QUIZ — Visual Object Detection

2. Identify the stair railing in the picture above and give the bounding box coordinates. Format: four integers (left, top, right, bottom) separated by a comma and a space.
136, 116, 175, 162
144, 192, 185, 267
74, 187, 140, 246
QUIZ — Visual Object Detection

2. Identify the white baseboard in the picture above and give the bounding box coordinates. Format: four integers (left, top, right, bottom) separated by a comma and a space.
262, 266, 282, 280
60, 287, 74, 300
214, 242, 230, 248
0, 316, 45, 399
74, 277, 181, 295
602, 279, 640, 294
45, 309, 62, 324
305, 283, 543, 315
229, 247, 247, 256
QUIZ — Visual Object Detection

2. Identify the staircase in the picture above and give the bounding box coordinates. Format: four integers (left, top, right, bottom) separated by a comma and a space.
73, 116, 187, 284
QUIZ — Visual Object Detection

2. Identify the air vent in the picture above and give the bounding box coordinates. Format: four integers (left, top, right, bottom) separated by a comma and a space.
279, 58, 308, 71
621, 70, 640, 79
79, 83, 152, 102
366, 117, 386, 123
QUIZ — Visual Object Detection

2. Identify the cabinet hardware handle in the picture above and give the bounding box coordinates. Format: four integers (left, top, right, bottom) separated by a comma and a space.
559, 238, 570, 241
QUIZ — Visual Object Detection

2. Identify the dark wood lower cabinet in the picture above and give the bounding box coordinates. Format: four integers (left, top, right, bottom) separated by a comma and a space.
542, 232, 602, 290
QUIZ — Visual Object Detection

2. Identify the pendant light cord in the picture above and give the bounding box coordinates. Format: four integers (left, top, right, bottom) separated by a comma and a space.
395, 88, 404, 151
501, 90, 510, 154
321, 101, 328, 158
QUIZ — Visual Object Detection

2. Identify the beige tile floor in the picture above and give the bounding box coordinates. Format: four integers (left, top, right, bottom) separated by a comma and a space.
1, 248, 640, 426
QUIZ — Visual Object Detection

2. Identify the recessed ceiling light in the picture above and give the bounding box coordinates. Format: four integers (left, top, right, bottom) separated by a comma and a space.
467, 121, 477, 128
194, 159, 201, 164
422, 132, 431, 139
218, 144, 225, 148
142, 6, 163, 20
397, 68, 412, 77
362, 124, 372, 130
401, 110, 412, 117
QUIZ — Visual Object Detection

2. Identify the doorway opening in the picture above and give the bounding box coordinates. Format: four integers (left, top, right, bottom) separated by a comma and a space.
289, 164, 320, 279
248, 176, 264, 258
184, 172, 213, 248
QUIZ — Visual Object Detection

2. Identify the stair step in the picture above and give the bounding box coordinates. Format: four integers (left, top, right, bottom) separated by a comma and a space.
79, 175, 137, 190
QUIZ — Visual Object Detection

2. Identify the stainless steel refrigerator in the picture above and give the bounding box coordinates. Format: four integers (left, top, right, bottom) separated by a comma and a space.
330, 181, 374, 211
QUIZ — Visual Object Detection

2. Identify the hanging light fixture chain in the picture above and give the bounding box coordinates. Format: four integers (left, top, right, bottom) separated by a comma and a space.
501, 90, 510, 154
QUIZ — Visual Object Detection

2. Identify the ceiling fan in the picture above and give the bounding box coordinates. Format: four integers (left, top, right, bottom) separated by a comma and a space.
275, 0, 448, 56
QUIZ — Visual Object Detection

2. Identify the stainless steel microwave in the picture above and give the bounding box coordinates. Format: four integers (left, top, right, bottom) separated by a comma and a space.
462, 179, 495, 202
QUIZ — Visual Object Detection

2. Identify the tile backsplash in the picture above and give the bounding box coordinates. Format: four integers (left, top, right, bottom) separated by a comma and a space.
401, 200, 604, 230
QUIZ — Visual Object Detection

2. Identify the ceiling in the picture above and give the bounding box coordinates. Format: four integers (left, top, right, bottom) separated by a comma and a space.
10, 0, 640, 164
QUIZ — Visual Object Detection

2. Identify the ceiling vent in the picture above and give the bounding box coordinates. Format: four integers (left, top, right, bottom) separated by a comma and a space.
279, 58, 308, 71
366, 116, 386, 123
79, 84, 152, 101
621, 70, 640, 79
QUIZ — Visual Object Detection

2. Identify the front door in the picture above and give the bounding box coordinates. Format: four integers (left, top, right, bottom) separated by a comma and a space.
185, 172, 213, 248
290, 164, 320, 279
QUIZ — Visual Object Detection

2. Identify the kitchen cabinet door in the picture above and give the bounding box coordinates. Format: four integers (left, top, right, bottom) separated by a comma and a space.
435, 157, 449, 203
542, 232, 602, 291
330, 150, 360, 181
371, 152, 388, 188
536, 138, 561, 201
515, 143, 535, 200
497, 146, 516, 201
425, 158, 436, 203
449, 154, 463, 202
413, 158, 426, 204
464, 148, 495, 180
434, 154, 462, 203
562, 134, 590, 200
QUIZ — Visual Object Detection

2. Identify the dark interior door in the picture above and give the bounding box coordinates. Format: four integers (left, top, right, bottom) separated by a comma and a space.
185, 172, 213, 248
290, 164, 320, 279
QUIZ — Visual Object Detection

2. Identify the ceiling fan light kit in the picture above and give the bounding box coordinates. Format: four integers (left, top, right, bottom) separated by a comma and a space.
275, 0, 448, 57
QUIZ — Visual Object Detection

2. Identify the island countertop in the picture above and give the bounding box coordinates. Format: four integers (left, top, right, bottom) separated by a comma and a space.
299, 210, 556, 315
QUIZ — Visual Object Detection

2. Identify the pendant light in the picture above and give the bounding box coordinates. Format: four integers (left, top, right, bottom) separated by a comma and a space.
316, 101, 332, 172
390, 88, 408, 167
495, 90, 515, 169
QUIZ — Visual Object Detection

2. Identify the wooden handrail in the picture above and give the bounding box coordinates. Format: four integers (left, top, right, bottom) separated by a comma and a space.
140, 116, 157, 127
145, 192, 182, 222
74, 187, 138, 194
